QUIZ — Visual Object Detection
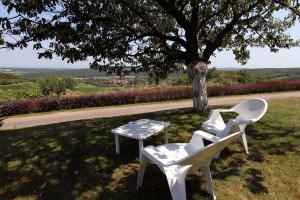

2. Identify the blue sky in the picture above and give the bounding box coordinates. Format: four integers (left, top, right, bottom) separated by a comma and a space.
0, 4, 299, 69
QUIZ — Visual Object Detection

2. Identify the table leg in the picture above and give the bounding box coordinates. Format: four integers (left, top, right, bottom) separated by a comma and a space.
139, 139, 144, 161
164, 128, 168, 144
115, 134, 120, 154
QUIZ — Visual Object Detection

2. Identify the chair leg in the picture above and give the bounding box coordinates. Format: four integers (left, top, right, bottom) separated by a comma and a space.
137, 155, 150, 189
239, 132, 249, 154
201, 166, 216, 200
163, 165, 192, 200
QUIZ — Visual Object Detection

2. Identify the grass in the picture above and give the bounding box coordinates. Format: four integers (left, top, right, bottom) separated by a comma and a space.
0, 98, 299, 200
0, 82, 39, 91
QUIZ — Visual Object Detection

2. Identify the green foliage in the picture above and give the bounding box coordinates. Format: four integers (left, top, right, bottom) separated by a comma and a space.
0, 72, 22, 79
39, 76, 64, 97
208, 70, 266, 85
0, 72, 26, 85
0, 81, 39, 91
63, 75, 78, 91
1, 1, 299, 77
0, 82, 42, 100
173, 75, 191, 86
1, 0, 300, 113
0, 89, 42, 100
248, 68, 300, 80
206, 67, 220, 81
39, 76, 77, 97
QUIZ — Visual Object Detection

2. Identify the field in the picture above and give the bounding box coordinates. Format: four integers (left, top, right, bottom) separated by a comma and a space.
0, 82, 39, 91
1, 67, 300, 101
76, 83, 114, 94
0, 98, 299, 199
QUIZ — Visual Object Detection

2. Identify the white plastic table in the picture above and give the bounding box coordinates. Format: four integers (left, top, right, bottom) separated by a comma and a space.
111, 119, 171, 160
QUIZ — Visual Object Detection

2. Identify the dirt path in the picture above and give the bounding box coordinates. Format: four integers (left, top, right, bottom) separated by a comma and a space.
1, 91, 300, 130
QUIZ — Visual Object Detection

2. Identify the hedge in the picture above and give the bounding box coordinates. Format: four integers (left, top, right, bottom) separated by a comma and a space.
1, 80, 299, 116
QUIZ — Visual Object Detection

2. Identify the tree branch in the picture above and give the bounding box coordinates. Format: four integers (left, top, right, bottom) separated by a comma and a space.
202, 0, 265, 61
154, 0, 190, 29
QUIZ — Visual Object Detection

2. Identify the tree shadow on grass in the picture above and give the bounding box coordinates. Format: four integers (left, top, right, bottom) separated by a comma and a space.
247, 121, 300, 156
243, 169, 268, 194
1, 106, 287, 199
0, 115, 141, 199
0, 108, 211, 200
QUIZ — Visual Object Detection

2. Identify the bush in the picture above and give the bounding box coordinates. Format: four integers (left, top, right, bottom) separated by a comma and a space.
63, 75, 78, 91
1, 80, 299, 116
207, 81, 300, 96
172, 75, 191, 86
39, 75, 77, 96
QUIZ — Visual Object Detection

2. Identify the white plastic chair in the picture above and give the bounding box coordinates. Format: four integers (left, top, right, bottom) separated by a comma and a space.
201, 98, 268, 158
137, 131, 244, 200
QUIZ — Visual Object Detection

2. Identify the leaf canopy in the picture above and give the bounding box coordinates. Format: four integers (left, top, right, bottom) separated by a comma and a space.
1, 0, 299, 78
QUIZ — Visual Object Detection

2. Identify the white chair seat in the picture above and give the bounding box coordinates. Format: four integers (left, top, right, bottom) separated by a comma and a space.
201, 121, 226, 135
155, 143, 189, 161
201, 98, 268, 158
137, 131, 244, 200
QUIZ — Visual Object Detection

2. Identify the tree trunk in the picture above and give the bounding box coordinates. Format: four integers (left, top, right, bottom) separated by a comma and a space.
188, 61, 208, 114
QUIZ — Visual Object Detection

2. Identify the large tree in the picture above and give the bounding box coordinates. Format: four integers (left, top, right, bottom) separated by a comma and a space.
1, 0, 299, 113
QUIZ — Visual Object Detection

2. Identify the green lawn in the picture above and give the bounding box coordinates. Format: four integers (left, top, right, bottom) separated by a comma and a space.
0, 98, 299, 200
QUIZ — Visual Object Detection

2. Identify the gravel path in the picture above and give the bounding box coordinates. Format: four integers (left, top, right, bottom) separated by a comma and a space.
1, 91, 300, 130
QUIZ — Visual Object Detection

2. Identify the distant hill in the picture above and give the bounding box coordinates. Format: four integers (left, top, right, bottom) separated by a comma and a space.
0, 68, 111, 79
0, 68, 181, 79
1, 67, 299, 80
246, 68, 300, 79
216, 67, 300, 80
217, 67, 246, 71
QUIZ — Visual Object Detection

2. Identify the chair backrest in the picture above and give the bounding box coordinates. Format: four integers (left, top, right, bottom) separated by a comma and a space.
232, 98, 268, 122
178, 131, 243, 174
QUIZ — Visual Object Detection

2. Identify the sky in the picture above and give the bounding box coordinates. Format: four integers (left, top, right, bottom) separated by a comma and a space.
0, 4, 300, 69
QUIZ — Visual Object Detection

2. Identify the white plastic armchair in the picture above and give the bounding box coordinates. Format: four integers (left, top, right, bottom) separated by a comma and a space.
137, 131, 244, 200
201, 98, 268, 158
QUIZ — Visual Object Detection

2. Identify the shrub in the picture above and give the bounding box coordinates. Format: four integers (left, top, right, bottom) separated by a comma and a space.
0, 80, 299, 116
39, 75, 77, 97
173, 75, 191, 86
63, 75, 78, 91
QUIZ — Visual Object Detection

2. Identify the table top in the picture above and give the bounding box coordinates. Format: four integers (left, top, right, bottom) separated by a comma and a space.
111, 119, 171, 140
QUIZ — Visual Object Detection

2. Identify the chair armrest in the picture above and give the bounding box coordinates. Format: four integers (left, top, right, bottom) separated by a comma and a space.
213, 109, 235, 113
194, 130, 221, 143
141, 145, 173, 167
205, 109, 236, 124
231, 118, 256, 125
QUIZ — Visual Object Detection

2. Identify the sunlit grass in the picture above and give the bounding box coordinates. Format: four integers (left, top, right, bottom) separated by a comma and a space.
7, 160, 23, 170
0, 98, 299, 199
